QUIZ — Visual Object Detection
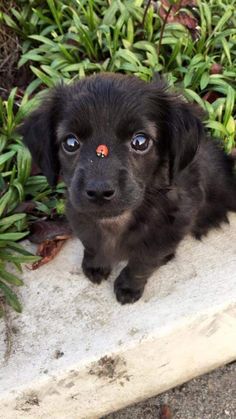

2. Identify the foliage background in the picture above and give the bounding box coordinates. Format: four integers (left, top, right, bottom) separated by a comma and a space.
0, 0, 235, 313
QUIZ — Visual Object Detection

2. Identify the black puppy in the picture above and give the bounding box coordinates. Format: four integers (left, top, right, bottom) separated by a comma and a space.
21, 73, 236, 304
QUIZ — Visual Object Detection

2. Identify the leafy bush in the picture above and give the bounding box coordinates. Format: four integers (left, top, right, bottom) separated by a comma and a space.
1, 0, 235, 146
0, 0, 235, 313
0, 86, 64, 314
0, 87, 40, 314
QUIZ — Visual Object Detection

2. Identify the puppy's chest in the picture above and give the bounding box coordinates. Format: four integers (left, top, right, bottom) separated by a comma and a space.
98, 213, 131, 260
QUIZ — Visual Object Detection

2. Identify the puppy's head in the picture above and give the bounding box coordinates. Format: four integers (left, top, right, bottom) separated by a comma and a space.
20, 73, 204, 218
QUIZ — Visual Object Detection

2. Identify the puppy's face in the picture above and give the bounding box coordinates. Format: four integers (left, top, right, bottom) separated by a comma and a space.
21, 74, 203, 218
56, 81, 162, 218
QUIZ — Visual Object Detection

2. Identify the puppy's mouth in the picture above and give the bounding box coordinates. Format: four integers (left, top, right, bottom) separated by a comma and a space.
76, 204, 128, 219
69, 194, 141, 220
99, 209, 129, 219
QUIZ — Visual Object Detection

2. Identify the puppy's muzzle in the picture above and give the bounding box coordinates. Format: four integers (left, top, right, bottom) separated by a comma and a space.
85, 179, 116, 203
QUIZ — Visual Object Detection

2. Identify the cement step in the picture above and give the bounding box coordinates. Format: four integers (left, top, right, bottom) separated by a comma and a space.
0, 214, 236, 419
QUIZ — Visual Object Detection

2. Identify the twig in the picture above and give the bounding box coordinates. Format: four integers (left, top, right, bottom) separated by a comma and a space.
142, 0, 152, 28
157, 0, 185, 57
157, 2, 174, 56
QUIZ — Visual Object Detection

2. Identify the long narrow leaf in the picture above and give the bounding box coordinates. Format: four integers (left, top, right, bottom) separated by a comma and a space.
0, 282, 22, 313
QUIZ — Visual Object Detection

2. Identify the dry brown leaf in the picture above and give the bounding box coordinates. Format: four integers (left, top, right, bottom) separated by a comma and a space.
31, 239, 66, 270
159, 0, 199, 39
160, 404, 172, 419
28, 219, 72, 244
203, 91, 220, 104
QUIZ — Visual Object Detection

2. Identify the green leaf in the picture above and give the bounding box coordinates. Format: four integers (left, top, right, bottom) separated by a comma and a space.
17, 146, 32, 185
29, 34, 56, 47
0, 189, 14, 218
0, 268, 24, 286
30, 66, 55, 87
223, 86, 235, 126
0, 252, 41, 264
0, 150, 16, 166
102, 1, 119, 25
226, 116, 235, 136
0, 232, 29, 241
19, 53, 46, 66
0, 281, 22, 313
184, 89, 206, 109
1, 12, 19, 31
212, 6, 234, 35
12, 180, 25, 202
5, 87, 18, 131
47, 0, 63, 34
0, 213, 26, 231
200, 72, 210, 90
221, 38, 232, 66
6, 242, 37, 256
206, 121, 228, 136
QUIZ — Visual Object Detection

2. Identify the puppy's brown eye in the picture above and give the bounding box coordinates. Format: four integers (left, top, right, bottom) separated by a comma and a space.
62, 135, 80, 153
131, 134, 152, 152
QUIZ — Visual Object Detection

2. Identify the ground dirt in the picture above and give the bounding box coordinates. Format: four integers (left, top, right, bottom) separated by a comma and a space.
103, 361, 236, 419
0, 2, 34, 95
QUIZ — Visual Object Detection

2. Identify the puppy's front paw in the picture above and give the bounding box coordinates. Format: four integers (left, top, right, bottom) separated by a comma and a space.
82, 261, 111, 285
114, 270, 144, 304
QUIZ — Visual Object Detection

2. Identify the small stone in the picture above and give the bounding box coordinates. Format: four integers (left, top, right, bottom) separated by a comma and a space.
54, 350, 64, 359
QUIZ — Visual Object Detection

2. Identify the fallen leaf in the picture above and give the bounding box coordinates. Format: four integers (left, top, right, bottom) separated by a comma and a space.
28, 219, 72, 269
175, 11, 198, 30
28, 219, 72, 244
160, 0, 197, 10
202, 91, 220, 103
159, 0, 199, 39
15, 201, 37, 214
180, 0, 197, 5
31, 239, 66, 270
160, 404, 172, 419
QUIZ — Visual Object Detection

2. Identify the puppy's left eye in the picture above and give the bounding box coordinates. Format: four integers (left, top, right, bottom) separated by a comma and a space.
62, 135, 80, 153
131, 134, 152, 153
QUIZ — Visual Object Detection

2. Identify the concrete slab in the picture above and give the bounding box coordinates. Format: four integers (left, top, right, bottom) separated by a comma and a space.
0, 214, 236, 419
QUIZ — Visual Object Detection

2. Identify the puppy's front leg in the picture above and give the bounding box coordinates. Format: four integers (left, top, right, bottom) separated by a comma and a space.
82, 249, 111, 285
114, 253, 175, 304
114, 258, 156, 304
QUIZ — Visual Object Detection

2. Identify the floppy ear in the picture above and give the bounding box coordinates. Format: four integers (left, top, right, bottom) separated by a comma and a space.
18, 91, 62, 186
147, 81, 204, 180
168, 100, 205, 179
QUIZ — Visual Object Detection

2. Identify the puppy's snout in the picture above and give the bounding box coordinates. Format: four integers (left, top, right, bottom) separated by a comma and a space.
85, 180, 116, 203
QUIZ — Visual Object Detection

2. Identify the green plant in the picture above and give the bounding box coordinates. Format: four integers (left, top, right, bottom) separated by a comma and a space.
0, 86, 65, 314
0, 87, 40, 313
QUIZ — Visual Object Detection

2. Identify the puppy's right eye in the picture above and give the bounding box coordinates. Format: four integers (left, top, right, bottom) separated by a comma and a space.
62, 135, 80, 153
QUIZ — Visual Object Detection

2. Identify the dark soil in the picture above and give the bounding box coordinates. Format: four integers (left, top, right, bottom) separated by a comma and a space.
0, 2, 33, 95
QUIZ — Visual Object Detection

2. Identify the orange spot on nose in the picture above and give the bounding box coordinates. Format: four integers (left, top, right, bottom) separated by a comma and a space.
96, 144, 109, 157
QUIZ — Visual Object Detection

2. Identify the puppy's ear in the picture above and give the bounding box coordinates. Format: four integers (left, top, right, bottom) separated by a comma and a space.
18, 91, 62, 186
168, 100, 205, 179
148, 81, 204, 179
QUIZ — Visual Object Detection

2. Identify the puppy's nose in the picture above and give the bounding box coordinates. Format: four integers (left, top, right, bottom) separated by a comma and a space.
85, 180, 116, 202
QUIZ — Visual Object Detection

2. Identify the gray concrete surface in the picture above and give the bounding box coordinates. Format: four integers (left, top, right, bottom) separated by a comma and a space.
0, 214, 235, 418
104, 361, 236, 419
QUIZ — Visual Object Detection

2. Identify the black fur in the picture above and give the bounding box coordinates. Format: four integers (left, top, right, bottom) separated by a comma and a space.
20, 73, 236, 304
